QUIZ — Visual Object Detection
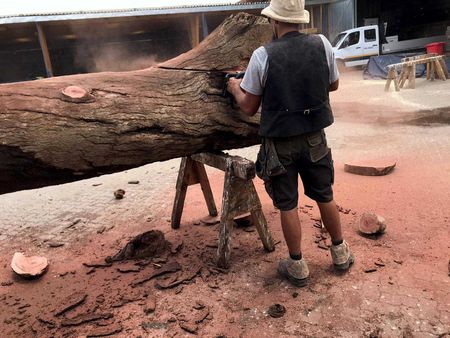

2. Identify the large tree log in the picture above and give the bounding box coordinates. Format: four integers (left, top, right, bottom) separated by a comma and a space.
0, 13, 271, 194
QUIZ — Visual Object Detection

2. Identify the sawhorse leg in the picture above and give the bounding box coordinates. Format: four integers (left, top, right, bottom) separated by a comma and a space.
217, 160, 275, 268
171, 157, 217, 229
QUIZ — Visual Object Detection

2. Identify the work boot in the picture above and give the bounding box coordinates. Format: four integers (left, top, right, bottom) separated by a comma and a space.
277, 258, 309, 287
330, 240, 355, 270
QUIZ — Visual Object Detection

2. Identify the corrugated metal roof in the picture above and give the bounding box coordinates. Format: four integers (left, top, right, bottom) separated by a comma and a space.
0, 2, 269, 24
0, 0, 340, 25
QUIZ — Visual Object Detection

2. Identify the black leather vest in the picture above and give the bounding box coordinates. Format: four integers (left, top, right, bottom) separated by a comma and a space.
260, 32, 334, 137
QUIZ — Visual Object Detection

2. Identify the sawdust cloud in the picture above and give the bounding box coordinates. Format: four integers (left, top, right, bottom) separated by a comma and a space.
75, 43, 159, 73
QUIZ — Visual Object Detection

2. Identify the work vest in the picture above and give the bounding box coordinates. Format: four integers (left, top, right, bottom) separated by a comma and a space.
260, 31, 334, 137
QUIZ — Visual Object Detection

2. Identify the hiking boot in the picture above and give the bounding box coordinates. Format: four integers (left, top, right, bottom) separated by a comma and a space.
277, 258, 309, 287
330, 240, 355, 270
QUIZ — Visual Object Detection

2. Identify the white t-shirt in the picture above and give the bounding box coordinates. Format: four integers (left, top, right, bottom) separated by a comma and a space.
241, 34, 339, 96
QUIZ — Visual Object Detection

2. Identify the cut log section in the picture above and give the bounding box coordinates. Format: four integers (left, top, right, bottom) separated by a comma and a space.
359, 212, 387, 235
0, 13, 271, 194
11, 252, 49, 278
344, 162, 396, 176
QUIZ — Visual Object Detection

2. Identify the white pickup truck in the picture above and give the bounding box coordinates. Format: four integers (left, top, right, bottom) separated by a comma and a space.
332, 25, 446, 67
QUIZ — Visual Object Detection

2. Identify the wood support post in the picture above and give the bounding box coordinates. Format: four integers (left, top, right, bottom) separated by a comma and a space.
409, 64, 416, 89
188, 15, 200, 48
36, 23, 53, 78
434, 60, 446, 80
385, 67, 399, 92
439, 59, 449, 79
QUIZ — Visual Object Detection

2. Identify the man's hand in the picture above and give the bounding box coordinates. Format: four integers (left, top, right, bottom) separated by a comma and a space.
226, 78, 261, 116
227, 77, 243, 97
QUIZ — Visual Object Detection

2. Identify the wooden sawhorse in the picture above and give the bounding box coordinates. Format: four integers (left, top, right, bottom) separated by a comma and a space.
385, 54, 449, 92
171, 152, 275, 268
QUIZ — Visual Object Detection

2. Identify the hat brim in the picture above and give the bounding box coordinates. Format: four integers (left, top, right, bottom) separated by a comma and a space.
261, 6, 310, 24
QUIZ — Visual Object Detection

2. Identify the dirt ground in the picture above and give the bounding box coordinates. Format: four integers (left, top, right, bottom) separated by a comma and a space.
0, 70, 449, 338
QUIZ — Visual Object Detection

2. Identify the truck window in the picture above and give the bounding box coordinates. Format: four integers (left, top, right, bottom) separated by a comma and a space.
332, 33, 346, 47
364, 29, 377, 42
340, 31, 360, 49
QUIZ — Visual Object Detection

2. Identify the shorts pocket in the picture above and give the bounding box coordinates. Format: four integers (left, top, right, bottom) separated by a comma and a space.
307, 131, 330, 163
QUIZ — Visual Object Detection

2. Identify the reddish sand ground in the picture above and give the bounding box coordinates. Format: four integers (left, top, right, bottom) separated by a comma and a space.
0, 73, 449, 337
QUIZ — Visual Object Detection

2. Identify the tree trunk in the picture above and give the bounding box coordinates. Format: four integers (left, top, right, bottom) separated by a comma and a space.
0, 13, 271, 194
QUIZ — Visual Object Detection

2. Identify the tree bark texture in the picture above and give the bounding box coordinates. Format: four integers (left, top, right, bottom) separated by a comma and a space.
0, 13, 271, 194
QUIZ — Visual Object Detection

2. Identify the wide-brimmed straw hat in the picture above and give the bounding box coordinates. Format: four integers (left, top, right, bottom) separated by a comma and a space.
261, 0, 310, 24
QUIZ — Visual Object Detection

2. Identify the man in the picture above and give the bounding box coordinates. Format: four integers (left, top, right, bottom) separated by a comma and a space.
227, 0, 354, 287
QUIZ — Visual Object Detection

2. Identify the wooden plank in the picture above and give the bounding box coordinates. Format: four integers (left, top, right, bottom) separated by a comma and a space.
35, 23, 53, 78
191, 152, 255, 180
426, 62, 431, 80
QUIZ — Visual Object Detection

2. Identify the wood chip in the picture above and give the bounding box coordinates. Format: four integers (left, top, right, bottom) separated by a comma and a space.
364, 268, 377, 273
83, 261, 112, 268
143, 295, 156, 314
86, 323, 122, 337
200, 215, 220, 225
113, 189, 125, 199
268, 304, 286, 318
54, 292, 88, 316
344, 162, 396, 176
66, 219, 81, 228
155, 265, 202, 289
374, 260, 385, 267
179, 321, 198, 334
47, 242, 64, 248
61, 313, 113, 327
317, 243, 329, 250
131, 261, 181, 287
37, 315, 56, 328
194, 307, 210, 324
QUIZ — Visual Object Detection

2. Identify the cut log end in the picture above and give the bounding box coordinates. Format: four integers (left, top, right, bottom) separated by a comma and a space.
359, 212, 387, 235
61, 86, 95, 103
11, 252, 49, 278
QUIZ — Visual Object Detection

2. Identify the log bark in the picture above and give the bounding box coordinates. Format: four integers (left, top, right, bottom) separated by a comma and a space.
0, 13, 271, 194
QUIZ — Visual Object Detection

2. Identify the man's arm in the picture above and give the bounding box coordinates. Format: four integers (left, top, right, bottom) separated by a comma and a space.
329, 79, 339, 92
227, 78, 262, 116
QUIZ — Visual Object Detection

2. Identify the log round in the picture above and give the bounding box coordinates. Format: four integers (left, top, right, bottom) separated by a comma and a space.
0, 13, 271, 194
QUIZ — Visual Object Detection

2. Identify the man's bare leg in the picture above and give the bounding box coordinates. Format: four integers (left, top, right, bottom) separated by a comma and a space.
280, 208, 302, 255
278, 207, 309, 286
317, 200, 342, 243
317, 200, 354, 270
